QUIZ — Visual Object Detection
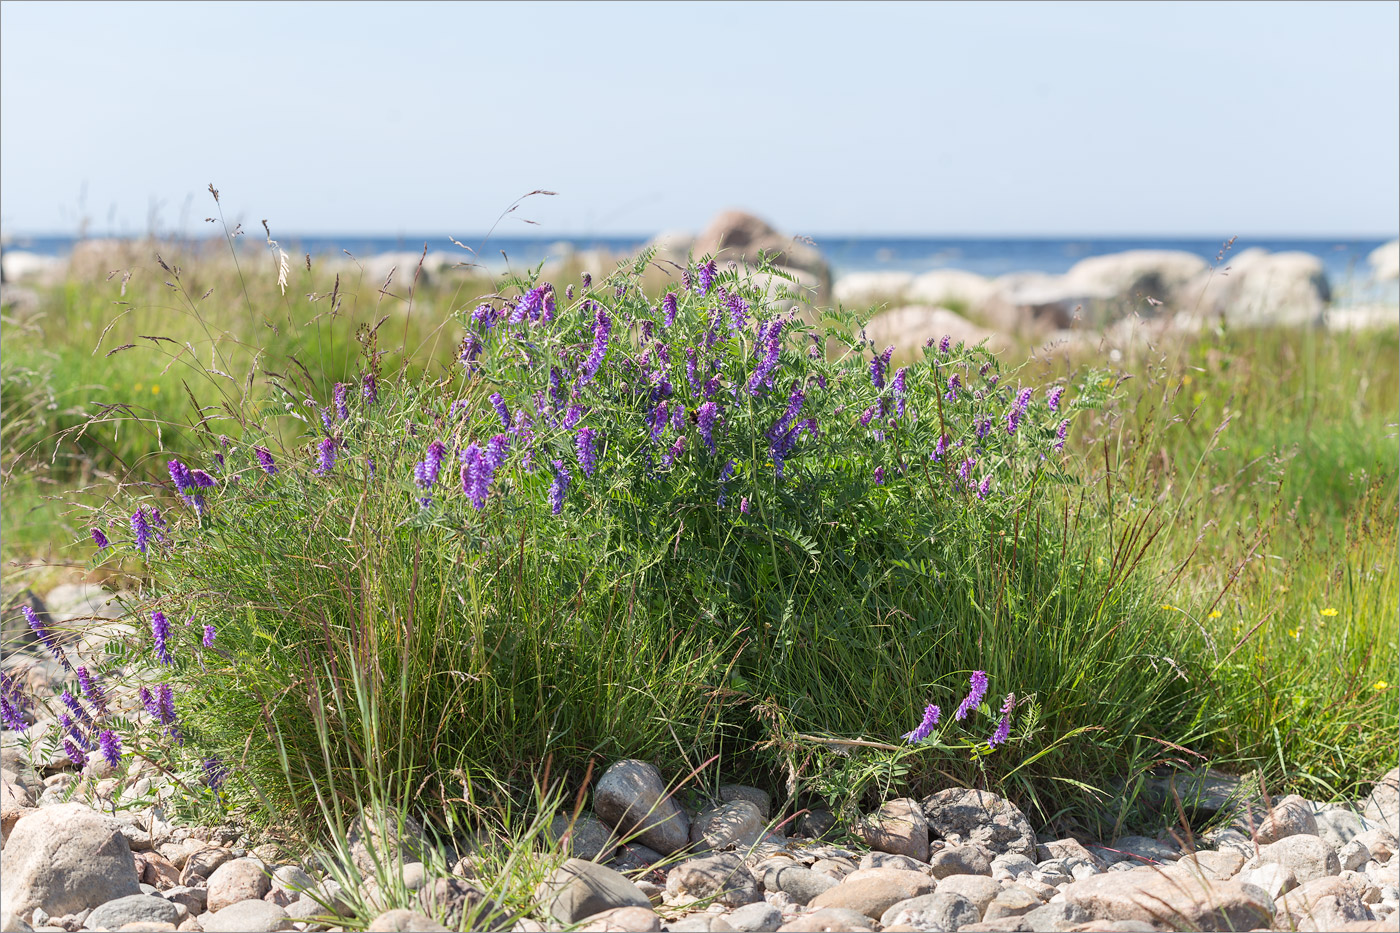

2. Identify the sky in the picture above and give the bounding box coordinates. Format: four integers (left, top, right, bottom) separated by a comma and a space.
1, 1, 1397, 238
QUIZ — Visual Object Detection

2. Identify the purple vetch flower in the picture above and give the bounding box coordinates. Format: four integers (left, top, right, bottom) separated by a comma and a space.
76, 667, 107, 714
363, 371, 378, 404
892, 367, 909, 418
1015, 386, 1034, 411
22, 605, 68, 669
151, 611, 173, 666
945, 373, 961, 399
168, 459, 194, 493
859, 407, 876, 427
471, 303, 496, 329
1047, 385, 1065, 410
702, 374, 721, 400
1006, 406, 1022, 435
366, 455, 376, 478
957, 457, 976, 485
697, 401, 720, 455
565, 283, 575, 300
91, 527, 110, 551
975, 417, 992, 440
681, 268, 692, 291
986, 373, 999, 388
988, 693, 1015, 748
138, 686, 160, 719
333, 382, 349, 421
747, 320, 783, 395
190, 469, 216, 489
954, 670, 989, 721
98, 729, 122, 768
662, 292, 679, 327
320, 406, 335, 434
460, 332, 483, 369
131, 504, 151, 549
977, 475, 992, 499
459, 443, 489, 509
870, 346, 894, 390
575, 428, 599, 477
648, 402, 669, 441
671, 403, 685, 433
202, 625, 216, 648
64, 739, 87, 768
716, 459, 736, 506
901, 704, 941, 743
697, 259, 717, 295
0, 695, 25, 732
486, 434, 510, 471
580, 305, 612, 384
203, 756, 229, 791
60, 691, 93, 727
581, 272, 592, 289
314, 436, 337, 475
562, 403, 584, 430
488, 392, 510, 428
873, 466, 885, 485
685, 347, 700, 394
939, 334, 951, 354
254, 446, 278, 475
1054, 419, 1070, 452
547, 460, 571, 515
415, 440, 448, 491
661, 434, 686, 468
726, 290, 749, 335
931, 434, 950, 462
739, 496, 750, 514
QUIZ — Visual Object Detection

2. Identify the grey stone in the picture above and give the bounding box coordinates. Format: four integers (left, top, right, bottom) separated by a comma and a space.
983, 883, 1044, 920
417, 877, 504, 929
1239, 862, 1298, 898
879, 891, 981, 930
1035, 838, 1106, 872
178, 846, 231, 885
199, 898, 292, 932
1019, 900, 1093, 931
852, 798, 928, 863
989, 853, 1036, 881
935, 873, 1002, 916
722, 901, 782, 932
1249, 794, 1319, 844
205, 857, 271, 912
0, 803, 140, 925
1339, 839, 1372, 872
807, 868, 934, 919
270, 865, 314, 897
1250, 833, 1342, 884
1144, 768, 1247, 818
756, 862, 838, 904
796, 809, 837, 840
366, 909, 452, 932
719, 786, 771, 820
538, 858, 651, 924
664, 853, 762, 908
921, 788, 1036, 861
856, 852, 926, 872
550, 813, 620, 861
1060, 868, 1272, 930
775, 906, 874, 932
346, 809, 427, 876
690, 801, 765, 851
85, 894, 180, 930
577, 905, 662, 931
594, 761, 691, 856
666, 916, 716, 932
1316, 807, 1373, 849
929, 845, 991, 878
160, 886, 205, 916
1363, 768, 1400, 835
1104, 835, 1179, 864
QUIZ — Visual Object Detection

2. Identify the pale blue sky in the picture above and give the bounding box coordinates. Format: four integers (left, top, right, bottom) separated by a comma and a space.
1, 0, 1397, 237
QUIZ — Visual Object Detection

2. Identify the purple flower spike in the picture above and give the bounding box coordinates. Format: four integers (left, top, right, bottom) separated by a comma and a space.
548, 460, 571, 515
22, 605, 68, 669
902, 704, 941, 743
697, 401, 720, 455
1006, 406, 1022, 436
202, 625, 216, 648
662, 292, 679, 327
190, 469, 216, 489
362, 371, 378, 404
489, 392, 510, 428
1016, 386, 1034, 411
977, 476, 992, 499
460, 443, 489, 510
91, 527, 110, 551
954, 670, 989, 721
416, 440, 448, 490
739, 496, 750, 514
151, 611, 173, 666
1054, 419, 1070, 451
76, 667, 107, 714
580, 305, 612, 384
988, 693, 1015, 748
254, 446, 278, 475
333, 382, 349, 421
1047, 386, 1065, 410
139, 686, 160, 719
486, 434, 511, 471
939, 334, 951, 354
576, 428, 599, 478
64, 739, 87, 768
314, 436, 337, 475
873, 466, 885, 485
870, 346, 894, 390
697, 259, 717, 295
168, 460, 194, 493
203, 756, 229, 791
98, 729, 122, 768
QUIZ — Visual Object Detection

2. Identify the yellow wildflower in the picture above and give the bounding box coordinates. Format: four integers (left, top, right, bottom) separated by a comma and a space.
1375, 681, 1390, 691
1208, 610, 1222, 619
151, 385, 160, 394
1320, 608, 1338, 617
1288, 629, 1300, 640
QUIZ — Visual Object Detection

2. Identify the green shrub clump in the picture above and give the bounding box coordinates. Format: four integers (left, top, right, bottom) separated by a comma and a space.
82, 254, 1200, 826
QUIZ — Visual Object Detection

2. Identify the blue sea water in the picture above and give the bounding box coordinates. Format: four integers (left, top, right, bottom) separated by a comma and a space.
6, 233, 1394, 301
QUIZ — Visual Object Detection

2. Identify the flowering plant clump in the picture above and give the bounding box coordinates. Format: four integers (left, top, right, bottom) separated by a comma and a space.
84, 252, 1148, 810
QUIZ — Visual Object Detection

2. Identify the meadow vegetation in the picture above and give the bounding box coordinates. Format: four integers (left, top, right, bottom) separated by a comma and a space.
2, 212, 1395, 876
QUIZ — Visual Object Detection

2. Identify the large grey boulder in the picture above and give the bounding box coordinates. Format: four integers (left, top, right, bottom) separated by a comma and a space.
536, 858, 651, 924
205, 857, 271, 912
806, 868, 935, 919
548, 812, 619, 861
1248, 833, 1342, 884
1369, 239, 1399, 281
1362, 767, 1399, 834
921, 787, 1037, 860
834, 272, 915, 307
690, 799, 765, 851
879, 891, 981, 931
199, 898, 293, 932
1181, 248, 1331, 327
907, 269, 999, 311
689, 210, 831, 300
0, 803, 141, 925
852, 798, 929, 863
84, 893, 181, 930
1060, 866, 1274, 930
1061, 249, 1208, 313
593, 760, 690, 855
664, 853, 763, 908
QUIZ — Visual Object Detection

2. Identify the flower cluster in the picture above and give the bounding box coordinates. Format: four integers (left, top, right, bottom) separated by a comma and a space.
903, 670, 1017, 750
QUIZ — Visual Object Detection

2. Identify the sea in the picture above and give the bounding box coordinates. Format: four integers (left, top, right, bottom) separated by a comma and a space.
6, 233, 1396, 304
